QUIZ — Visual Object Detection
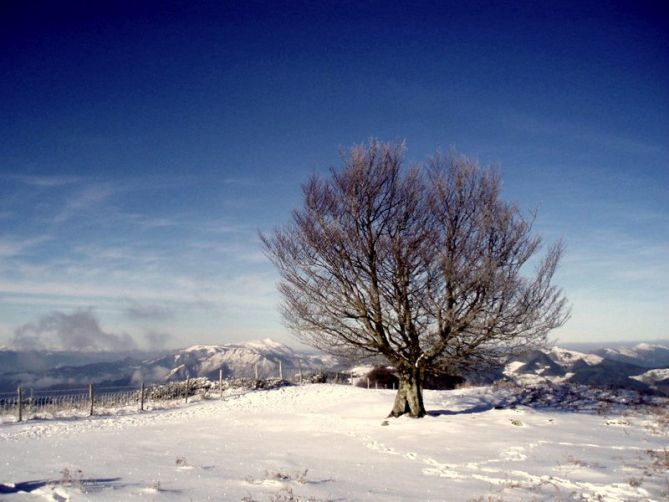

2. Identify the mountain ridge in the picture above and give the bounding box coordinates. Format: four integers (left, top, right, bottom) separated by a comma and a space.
1, 339, 667, 395
0, 338, 339, 392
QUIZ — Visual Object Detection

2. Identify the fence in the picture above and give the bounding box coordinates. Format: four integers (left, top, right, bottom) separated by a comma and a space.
0, 365, 355, 424
0, 379, 176, 423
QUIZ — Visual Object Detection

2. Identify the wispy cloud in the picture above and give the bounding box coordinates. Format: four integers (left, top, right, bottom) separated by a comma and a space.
72, 243, 167, 264
199, 220, 253, 235
502, 110, 667, 156
143, 330, 173, 349
0, 235, 52, 258
53, 183, 117, 224
2, 174, 83, 188
561, 230, 669, 289
123, 213, 179, 230
0, 172, 287, 346
0, 266, 278, 312
188, 240, 270, 264
124, 302, 174, 321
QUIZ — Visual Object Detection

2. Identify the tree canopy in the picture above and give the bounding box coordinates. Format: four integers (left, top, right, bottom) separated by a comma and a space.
262, 141, 568, 417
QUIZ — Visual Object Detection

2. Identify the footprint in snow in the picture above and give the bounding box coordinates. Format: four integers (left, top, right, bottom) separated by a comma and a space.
365, 440, 381, 450
363, 439, 399, 455
499, 446, 527, 461
421, 458, 463, 479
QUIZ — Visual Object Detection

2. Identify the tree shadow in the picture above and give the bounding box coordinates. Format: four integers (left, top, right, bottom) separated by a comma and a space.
426, 382, 663, 418
1, 480, 49, 494
1, 477, 184, 495
427, 403, 497, 416
0, 478, 122, 494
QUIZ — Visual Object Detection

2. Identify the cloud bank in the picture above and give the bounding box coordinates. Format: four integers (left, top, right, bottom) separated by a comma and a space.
11, 308, 137, 352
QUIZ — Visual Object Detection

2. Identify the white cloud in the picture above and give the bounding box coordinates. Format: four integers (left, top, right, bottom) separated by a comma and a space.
10, 308, 138, 352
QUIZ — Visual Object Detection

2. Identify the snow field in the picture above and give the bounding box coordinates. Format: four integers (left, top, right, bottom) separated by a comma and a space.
0, 384, 667, 501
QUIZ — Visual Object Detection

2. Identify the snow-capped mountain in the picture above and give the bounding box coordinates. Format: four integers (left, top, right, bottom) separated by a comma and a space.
502, 347, 603, 382
1, 338, 667, 395
630, 368, 669, 396
594, 343, 669, 369
143, 338, 339, 382
502, 344, 669, 395
0, 339, 340, 391
548, 347, 604, 367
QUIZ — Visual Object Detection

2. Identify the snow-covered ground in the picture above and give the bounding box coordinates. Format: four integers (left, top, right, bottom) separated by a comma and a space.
1, 384, 667, 501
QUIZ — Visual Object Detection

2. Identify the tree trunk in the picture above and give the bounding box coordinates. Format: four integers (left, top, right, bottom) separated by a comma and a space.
388, 366, 426, 418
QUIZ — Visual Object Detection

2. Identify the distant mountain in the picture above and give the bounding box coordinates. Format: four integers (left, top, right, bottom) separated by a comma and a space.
141, 338, 340, 382
548, 347, 604, 367
2, 339, 667, 396
567, 358, 650, 392
0, 339, 340, 392
594, 343, 669, 369
630, 368, 669, 396
350, 344, 668, 395
502, 345, 669, 395
503, 347, 599, 380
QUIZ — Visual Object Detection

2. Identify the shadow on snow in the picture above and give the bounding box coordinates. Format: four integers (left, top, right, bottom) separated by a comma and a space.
425, 381, 664, 417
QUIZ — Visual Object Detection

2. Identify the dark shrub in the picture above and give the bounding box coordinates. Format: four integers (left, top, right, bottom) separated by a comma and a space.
356, 366, 399, 389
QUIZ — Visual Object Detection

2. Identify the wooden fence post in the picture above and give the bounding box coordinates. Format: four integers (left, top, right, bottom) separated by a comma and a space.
279, 360, 283, 380
185, 376, 190, 403
219, 369, 223, 399
17, 385, 23, 422
298, 361, 303, 383
367, 377, 370, 389
89, 384, 95, 416
140, 380, 145, 411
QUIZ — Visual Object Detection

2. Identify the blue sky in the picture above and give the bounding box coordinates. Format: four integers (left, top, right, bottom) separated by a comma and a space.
1, 1, 667, 351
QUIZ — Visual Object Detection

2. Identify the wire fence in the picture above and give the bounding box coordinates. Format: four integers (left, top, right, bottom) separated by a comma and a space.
0, 378, 247, 423
1, 382, 162, 422
0, 364, 356, 424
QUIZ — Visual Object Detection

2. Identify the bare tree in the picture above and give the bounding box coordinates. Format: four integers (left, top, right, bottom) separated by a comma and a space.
262, 141, 568, 418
